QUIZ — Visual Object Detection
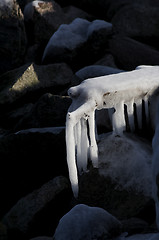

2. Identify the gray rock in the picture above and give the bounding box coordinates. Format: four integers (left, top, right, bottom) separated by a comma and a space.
109, 35, 159, 70
42, 18, 112, 68
0, 0, 27, 74
14, 93, 71, 131
112, 5, 159, 38
0, 62, 73, 105
2, 176, 70, 233
0, 128, 68, 219
53, 204, 121, 240
75, 65, 123, 80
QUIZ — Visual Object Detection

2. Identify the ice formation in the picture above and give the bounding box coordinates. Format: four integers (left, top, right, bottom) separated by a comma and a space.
66, 65, 159, 197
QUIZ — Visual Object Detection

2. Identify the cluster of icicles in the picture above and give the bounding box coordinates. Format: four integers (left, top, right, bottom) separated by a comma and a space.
65, 65, 159, 198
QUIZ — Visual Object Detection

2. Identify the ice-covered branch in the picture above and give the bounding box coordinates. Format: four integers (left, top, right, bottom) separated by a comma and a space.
66, 65, 159, 197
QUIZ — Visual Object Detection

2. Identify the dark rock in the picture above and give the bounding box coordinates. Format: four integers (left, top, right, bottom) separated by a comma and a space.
109, 35, 159, 70
75, 65, 123, 80
0, 128, 68, 218
0, 0, 27, 75
2, 176, 72, 238
14, 93, 71, 131
0, 62, 73, 106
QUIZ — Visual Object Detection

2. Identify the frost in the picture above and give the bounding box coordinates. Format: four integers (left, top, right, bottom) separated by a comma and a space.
66, 65, 159, 197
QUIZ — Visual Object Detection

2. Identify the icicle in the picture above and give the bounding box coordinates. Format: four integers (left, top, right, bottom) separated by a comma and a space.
126, 100, 135, 132
135, 98, 142, 129
112, 101, 125, 135
80, 118, 89, 172
75, 121, 82, 174
88, 110, 98, 168
144, 96, 149, 125
65, 113, 79, 198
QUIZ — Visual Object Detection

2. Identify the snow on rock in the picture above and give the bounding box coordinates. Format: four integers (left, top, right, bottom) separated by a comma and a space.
98, 132, 152, 196
66, 65, 159, 197
53, 204, 122, 240
42, 17, 112, 63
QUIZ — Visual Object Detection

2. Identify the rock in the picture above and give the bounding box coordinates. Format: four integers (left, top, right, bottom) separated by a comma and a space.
75, 65, 123, 80
30, 237, 52, 240
112, 5, 159, 40
98, 133, 152, 197
23, 1, 93, 63
121, 217, 149, 235
78, 133, 154, 221
94, 53, 118, 68
0, 62, 73, 105
63, 5, 93, 23
42, 18, 112, 69
24, 1, 65, 45
109, 35, 159, 70
125, 233, 159, 240
0, 222, 7, 240
0, 0, 27, 74
2, 176, 71, 235
0, 127, 68, 218
53, 204, 122, 240
14, 93, 71, 131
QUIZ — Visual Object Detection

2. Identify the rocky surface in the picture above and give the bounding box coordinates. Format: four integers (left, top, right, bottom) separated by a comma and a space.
0, 0, 159, 239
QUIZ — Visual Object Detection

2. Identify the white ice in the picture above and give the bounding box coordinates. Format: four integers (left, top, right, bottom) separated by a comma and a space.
66, 65, 159, 197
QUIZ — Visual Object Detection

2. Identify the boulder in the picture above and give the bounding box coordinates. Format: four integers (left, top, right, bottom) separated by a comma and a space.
0, 62, 73, 105
94, 53, 118, 68
2, 176, 71, 236
14, 93, 71, 131
109, 35, 159, 70
23, 1, 93, 63
78, 133, 154, 222
75, 65, 123, 80
42, 18, 112, 70
24, 1, 65, 45
0, 0, 27, 74
0, 127, 68, 218
112, 5, 159, 40
53, 204, 122, 240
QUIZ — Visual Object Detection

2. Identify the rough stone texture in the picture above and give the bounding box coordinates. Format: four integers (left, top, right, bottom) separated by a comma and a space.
0, 62, 73, 105
2, 176, 70, 233
24, 1, 65, 45
112, 5, 159, 39
0, 0, 27, 75
0, 128, 68, 218
14, 93, 71, 131
109, 35, 159, 70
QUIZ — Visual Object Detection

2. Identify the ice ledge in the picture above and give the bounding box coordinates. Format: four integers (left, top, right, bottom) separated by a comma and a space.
66, 65, 159, 197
